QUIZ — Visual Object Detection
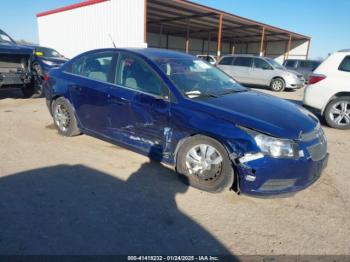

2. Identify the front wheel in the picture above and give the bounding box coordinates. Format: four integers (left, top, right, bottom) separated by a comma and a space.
176, 135, 234, 193
270, 78, 285, 92
21, 84, 36, 98
324, 97, 350, 129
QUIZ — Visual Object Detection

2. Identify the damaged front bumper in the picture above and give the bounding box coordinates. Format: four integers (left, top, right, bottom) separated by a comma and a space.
232, 152, 329, 196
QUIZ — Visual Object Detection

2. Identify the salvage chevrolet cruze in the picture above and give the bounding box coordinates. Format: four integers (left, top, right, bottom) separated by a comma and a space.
44, 48, 328, 196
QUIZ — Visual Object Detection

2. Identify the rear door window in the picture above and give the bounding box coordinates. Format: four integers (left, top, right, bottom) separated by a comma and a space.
65, 51, 117, 84
218, 57, 234, 65
82, 52, 116, 83
233, 57, 252, 67
338, 56, 350, 72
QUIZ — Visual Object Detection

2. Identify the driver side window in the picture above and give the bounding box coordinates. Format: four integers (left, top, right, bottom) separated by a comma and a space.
254, 58, 271, 70
116, 52, 169, 98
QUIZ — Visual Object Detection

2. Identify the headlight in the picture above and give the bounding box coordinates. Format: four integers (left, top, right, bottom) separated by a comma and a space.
42, 60, 56, 66
240, 127, 300, 158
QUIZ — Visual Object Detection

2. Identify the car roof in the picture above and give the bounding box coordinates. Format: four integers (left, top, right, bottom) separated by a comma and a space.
79, 48, 196, 60
338, 49, 350, 53
220, 54, 261, 59
285, 59, 321, 62
124, 48, 194, 60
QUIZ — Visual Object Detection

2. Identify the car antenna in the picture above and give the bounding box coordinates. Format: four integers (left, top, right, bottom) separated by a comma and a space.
109, 34, 116, 48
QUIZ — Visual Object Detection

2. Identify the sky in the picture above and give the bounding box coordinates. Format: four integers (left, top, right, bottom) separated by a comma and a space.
1, 0, 349, 59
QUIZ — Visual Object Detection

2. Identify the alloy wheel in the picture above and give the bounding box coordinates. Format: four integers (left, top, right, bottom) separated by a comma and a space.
329, 101, 350, 126
54, 104, 71, 132
272, 80, 283, 91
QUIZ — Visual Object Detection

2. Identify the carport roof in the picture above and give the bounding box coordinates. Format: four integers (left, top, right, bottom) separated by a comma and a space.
37, 0, 310, 43
147, 0, 310, 43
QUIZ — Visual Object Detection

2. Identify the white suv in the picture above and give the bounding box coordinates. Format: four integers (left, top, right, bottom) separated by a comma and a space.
303, 50, 350, 129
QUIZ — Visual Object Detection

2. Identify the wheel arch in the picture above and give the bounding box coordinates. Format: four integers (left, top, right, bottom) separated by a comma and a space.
322, 91, 350, 115
173, 133, 240, 193
271, 76, 285, 83
173, 133, 237, 169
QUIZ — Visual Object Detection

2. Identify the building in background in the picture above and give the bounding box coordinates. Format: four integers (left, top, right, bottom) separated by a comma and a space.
37, 0, 311, 63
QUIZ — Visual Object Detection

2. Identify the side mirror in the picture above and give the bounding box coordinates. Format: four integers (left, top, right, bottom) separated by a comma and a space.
262, 65, 272, 70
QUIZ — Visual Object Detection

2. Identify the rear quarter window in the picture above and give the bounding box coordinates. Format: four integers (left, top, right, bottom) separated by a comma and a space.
338, 56, 350, 72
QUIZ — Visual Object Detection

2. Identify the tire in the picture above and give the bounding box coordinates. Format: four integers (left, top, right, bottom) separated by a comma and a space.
52, 97, 81, 137
324, 96, 350, 130
21, 80, 43, 98
21, 84, 36, 98
31, 63, 45, 98
270, 78, 285, 92
176, 135, 234, 193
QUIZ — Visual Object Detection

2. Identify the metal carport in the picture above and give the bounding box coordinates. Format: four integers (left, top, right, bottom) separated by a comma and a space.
146, 0, 310, 63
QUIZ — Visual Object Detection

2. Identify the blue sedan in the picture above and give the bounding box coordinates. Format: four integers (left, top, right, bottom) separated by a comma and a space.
44, 48, 328, 196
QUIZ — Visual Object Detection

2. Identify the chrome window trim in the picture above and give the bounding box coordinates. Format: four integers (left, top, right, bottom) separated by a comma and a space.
62, 71, 169, 101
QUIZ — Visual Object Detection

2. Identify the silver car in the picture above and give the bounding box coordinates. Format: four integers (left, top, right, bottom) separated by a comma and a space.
217, 55, 305, 92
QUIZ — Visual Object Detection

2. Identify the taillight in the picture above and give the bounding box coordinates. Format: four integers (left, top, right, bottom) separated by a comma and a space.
43, 74, 49, 82
308, 74, 326, 85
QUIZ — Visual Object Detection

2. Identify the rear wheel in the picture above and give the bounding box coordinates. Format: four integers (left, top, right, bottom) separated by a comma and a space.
176, 135, 234, 193
270, 78, 285, 92
324, 97, 350, 129
52, 97, 81, 136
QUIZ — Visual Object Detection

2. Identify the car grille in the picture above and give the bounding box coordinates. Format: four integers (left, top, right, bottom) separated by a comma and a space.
303, 126, 327, 161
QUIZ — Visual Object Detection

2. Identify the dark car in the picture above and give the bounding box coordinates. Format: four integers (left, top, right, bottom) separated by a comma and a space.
31, 46, 68, 75
0, 29, 37, 97
30, 45, 68, 97
44, 48, 328, 196
283, 59, 321, 81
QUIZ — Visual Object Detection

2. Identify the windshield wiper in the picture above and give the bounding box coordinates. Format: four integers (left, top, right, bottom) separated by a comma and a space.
185, 91, 218, 98
218, 89, 247, 96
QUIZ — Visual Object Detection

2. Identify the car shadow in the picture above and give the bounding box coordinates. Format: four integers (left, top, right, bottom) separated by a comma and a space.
0, 161, 233, 255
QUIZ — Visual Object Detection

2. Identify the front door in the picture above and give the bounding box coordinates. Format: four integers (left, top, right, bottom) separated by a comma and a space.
109, 51, 172, 158
250, 58, 275, 86
230, 57, 253, 84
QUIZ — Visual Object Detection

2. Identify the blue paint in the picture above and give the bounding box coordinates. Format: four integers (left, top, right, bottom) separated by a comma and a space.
45, 48, 328, 196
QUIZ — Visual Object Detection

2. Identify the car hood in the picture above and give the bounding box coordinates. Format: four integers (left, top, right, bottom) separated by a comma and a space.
196, 90, 318, 139
0, 42, 33, 55
41, 56, 68, 65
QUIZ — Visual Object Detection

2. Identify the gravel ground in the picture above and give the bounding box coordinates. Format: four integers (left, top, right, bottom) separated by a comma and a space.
0, 87, 349, 256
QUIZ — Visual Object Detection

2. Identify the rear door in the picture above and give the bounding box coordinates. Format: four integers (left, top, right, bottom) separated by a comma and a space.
231, 57, 253, 84
337, 56, 350, 92
217, 56, 235, 76
66, 51, 118, 134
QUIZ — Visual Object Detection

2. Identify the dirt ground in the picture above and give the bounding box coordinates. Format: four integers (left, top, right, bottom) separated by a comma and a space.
0, 87, 349, 256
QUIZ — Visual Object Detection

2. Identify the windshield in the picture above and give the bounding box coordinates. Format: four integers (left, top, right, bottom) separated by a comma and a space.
0, 32, 15, 44
153, 57, 247, 98
36, 47, 63, 58
266, 58, 285, 70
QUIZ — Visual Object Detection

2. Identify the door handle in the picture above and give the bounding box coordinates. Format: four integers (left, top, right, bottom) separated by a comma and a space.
107, 94, 129, 105
72, 85, 82, 92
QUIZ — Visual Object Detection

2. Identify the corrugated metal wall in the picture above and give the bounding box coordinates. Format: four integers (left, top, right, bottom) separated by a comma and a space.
38, 0, 145, 58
